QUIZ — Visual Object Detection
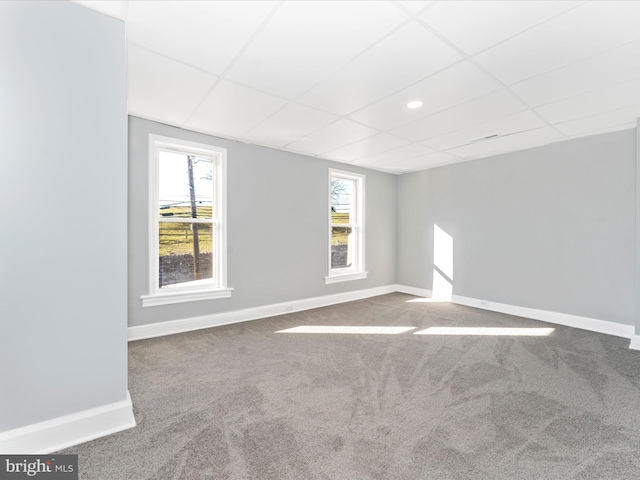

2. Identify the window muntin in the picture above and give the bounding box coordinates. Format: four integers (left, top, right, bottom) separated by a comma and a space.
143, 135, 230, 306
327, 169, 366, 283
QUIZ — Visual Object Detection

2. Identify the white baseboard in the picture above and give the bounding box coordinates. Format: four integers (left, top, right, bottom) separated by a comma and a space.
629, 335, 640, 350
394, 284, 432, 297
129, 283, 637, 347
129, 284, 397, 341
452, 294, 634, 339
0, 391, 136, 454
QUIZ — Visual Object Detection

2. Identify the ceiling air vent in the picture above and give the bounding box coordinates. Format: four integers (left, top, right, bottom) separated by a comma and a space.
469, 133, 501, 143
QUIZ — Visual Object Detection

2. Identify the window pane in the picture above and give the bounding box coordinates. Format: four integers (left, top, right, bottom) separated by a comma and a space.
331, 225, 354, 269
159, 222, 214, 288
158, 151, 213, 219
330, 178, 354, 224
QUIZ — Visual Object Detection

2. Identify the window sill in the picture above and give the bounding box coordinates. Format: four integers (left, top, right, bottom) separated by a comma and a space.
141, 287, 233, 307
324, 271, 368, 284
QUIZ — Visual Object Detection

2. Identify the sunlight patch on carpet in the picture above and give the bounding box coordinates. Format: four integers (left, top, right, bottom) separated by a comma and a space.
276, 326, 416, 334
414, 327, 555, 336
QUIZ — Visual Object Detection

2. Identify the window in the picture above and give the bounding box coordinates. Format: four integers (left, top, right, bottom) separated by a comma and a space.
326, 169, 367, 284
141, 135, 231, 306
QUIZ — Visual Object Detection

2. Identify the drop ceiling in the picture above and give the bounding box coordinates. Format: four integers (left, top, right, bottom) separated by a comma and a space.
75, 0, 640, 174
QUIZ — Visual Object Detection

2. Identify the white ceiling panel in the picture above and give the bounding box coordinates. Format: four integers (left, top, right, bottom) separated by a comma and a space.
421, 110, 547, 151
396, 1, 436, 15
445, 127, 563, 159
184, 80, 287, 139
421, 1, 579, 56
511, 40, 640, 107
554, 104, 640, 138
127, 44, 217, 126
72, 0, 129, 20
535, 77, 640, 125
241, 103, 339, 149
225, 1, 407, 99
562, 122, 637, 140
127, 1, 276, 75
322, 134, 409, 163
385, 151, 460, 173
284, 119, 380, 156
72, 0, 640, 173
349, 61, 502, 130
390, 89, 527, 142
355, 143, 436, 167
474, 1, 640, 85
297, 21, 461, 116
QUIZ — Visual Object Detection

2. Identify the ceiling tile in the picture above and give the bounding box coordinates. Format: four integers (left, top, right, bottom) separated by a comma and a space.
322, 134, 410, 162
349, 61, 501, 130
225, 1, 407, 99
297, 21, 461, 115
355, 143, 436, 166
554, 104, 640, 138
421, 110, 547, 151
183, 80, 287, 138
396, 1, 435, 15
127, 1, 275, 75
445, 127, 563, 159
563, 122, 637, 140
73, 0, 129, 20
121, 1, 640, 169
421, 1, 578, 55
390, 89, 527, 142
511, 39, 640, 107
284, 119, 380, 156
127, 44, 217, 126
474, 1, 640, 85
389, 151, 460, 172
534, 77, 640, 124
240, 103, 339, 149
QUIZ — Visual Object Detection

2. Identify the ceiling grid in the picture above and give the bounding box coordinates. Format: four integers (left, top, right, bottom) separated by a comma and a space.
75, 0, 640, 173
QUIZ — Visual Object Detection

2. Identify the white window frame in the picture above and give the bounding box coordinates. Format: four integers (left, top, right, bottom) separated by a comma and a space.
141, 134, 232, 307
325, 169, 367, 284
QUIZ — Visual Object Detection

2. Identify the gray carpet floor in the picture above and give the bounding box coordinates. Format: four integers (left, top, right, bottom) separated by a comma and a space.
61, 293, 640, 479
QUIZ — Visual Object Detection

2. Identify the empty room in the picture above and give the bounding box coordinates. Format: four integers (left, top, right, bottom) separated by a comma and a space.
3, 0, 640, 478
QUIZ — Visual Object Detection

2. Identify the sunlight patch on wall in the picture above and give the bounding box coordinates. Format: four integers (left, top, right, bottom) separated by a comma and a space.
413, 327, 555, 336
433, 224, 453, 301
432, 269, 452, 301
276, 326, 416, 334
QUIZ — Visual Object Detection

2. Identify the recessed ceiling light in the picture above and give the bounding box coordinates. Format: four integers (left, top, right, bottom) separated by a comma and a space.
406, 100, 423, 109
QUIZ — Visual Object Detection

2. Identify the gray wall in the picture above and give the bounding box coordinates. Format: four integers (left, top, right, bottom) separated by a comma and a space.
0, 2, 128, 431
129, 117, 397, 327
397, 129, 636, 325
636, 120, 640, 334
